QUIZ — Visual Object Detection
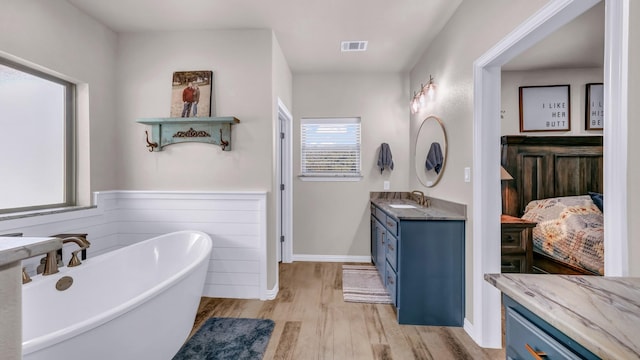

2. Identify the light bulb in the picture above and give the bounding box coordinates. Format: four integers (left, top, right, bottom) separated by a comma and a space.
411, 98, 419, 113
419, 91, 426, 106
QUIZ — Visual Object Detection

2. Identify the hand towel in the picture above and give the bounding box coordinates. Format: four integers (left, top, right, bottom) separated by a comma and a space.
377, 143, 394, 173
425, 142, 443, 174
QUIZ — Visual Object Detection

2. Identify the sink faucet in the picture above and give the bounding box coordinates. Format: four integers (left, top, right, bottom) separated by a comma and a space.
411, 190, 428, 207
42, 236, 91, 275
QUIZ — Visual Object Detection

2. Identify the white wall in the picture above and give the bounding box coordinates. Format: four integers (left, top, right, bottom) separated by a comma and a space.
628, 0, 640, 276
501, 68, 603, 136
408, 0, 548, 324
115, 29, 289, 288
292, 73, 409, 259
0, 0, 119, 203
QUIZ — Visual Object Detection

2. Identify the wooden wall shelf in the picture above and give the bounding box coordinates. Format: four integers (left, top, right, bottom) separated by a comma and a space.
137, 117, 240, 151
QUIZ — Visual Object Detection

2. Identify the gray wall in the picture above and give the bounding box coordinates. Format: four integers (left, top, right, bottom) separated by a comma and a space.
292, 73, 409, 258
628, 0, 640, 276
408, 0, 549, 324
501, 68, 603, 136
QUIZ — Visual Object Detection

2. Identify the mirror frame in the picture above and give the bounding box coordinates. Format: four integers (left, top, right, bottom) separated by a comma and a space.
415, 115, 448, 188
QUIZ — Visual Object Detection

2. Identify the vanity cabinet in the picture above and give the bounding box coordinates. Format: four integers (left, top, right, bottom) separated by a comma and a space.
370, 203, 464, 326
504, 296, 600, 360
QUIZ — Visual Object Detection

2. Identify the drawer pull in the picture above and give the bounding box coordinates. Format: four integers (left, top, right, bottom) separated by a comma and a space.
387, 276, 394, 285
504, 235, 515, 242
524, 343, 547, 359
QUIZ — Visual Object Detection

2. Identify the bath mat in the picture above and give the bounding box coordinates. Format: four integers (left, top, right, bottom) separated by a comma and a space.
342, 264, 393, 304
173, 317, 275, 360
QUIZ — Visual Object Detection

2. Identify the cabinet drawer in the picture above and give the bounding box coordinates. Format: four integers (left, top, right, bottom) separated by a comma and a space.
385, 261, 397, 306
385, 233, 398, 271
501, 229, 525, 253
506, 307, 582, 360
501, 255, 526, 273
384, 216, 398, 236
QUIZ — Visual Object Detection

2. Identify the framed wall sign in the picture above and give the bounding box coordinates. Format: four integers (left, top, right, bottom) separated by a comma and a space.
519, 85, 570, 132
585, 83, 603, 130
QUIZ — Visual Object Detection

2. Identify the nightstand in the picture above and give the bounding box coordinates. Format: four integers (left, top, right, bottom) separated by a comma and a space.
501, 215, 536, 273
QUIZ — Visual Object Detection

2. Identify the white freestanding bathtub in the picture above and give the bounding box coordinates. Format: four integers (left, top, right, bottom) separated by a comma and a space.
22, 230, 212, 360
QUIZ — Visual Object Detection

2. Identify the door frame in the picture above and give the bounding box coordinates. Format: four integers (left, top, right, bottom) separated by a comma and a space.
471, 0, 628, 348
276, 98, 293, 263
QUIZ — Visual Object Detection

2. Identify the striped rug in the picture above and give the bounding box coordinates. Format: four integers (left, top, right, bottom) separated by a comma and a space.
342, 264, 393, 304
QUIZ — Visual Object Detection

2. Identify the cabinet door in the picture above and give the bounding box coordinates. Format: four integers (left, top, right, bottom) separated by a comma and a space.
375, 219, 386, 277
370, 215, 376, 264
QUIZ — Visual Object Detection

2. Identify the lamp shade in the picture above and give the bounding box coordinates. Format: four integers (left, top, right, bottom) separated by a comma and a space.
500, 166, 514, 180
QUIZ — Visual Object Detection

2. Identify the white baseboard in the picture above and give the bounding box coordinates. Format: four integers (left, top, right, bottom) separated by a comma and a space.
292, 254, 371, 263
464, 318, 475, 343
262, 279, 279, 300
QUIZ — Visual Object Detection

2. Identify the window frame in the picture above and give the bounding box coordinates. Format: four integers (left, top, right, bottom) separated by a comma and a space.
0, 57, 76, 214
299, 117, 362, 182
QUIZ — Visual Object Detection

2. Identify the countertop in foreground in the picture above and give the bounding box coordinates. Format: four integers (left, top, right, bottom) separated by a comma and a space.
485, 273, 640, 359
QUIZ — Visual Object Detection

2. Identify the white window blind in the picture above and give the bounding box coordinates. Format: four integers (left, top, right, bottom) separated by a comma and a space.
301, 117, 361, 177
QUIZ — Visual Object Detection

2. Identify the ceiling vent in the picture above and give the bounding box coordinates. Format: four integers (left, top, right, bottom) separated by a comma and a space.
341, 41, 368, 52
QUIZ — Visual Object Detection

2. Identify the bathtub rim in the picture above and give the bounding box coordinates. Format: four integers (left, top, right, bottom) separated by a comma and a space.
22, 230, 212, 355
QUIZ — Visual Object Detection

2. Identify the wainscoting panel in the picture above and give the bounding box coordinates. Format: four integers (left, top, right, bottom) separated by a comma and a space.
1, 191, 269, 300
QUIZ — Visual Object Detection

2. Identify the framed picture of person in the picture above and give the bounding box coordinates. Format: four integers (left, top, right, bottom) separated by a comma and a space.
519, 85, 570, 132
170, 71, 213, 118
585, 83, 603, 130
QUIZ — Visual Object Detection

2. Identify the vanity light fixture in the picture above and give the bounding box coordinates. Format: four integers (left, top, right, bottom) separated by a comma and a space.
410, 75, 436, 114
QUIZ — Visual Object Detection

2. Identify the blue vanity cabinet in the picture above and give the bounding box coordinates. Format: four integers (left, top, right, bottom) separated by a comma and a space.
370, 203, 465, 326
503, 296, 600, 360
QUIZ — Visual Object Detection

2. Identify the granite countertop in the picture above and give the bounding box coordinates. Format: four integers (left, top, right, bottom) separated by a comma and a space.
485, 273, 640, 359
370, 192, 466, 221
0, 237, 62, 267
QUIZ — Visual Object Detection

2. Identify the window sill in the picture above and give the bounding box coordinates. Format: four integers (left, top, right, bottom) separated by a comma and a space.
298, 175, 363, 182
0, 206, 96, 222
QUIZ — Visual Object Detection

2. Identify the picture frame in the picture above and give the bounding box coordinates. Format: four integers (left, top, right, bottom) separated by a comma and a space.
170, 71, 213, 118
519, 85, 570, 132
585, 83, 603, 130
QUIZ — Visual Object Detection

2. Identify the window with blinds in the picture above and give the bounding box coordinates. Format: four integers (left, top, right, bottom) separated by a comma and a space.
300, 117, 361, 178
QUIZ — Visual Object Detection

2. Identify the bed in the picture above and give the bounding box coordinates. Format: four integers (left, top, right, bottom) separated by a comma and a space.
501, 135, 603, 275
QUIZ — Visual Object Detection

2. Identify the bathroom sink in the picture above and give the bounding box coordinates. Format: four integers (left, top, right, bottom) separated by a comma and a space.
389, 204, 417, 209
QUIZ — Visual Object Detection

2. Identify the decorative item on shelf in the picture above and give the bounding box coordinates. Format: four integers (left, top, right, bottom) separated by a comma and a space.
137, 117, 240, 151
171, 71, 213, 118
410, 75, 436, 114
519, 85, 570, 132
585, 83, 603, 130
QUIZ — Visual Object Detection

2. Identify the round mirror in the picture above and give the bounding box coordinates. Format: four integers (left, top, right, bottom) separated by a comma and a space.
415, 115, 447, 187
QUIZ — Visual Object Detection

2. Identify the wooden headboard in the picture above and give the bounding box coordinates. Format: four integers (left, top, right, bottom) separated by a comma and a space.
501, 136, 603, 216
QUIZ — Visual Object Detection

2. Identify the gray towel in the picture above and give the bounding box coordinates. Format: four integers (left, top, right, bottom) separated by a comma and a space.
377, 143, 394, 173
425, 142, 443, 174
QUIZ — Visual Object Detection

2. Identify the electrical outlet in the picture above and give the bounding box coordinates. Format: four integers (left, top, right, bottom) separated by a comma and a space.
383, 181, 390, 190
464, 167, 471, 182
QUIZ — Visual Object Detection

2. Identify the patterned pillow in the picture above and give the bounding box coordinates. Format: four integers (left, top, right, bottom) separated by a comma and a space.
521, 195, 600, 223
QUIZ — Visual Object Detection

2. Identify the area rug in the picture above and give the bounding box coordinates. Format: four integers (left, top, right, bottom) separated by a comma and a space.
342, 264, 393, 304
173, 317, 275, 360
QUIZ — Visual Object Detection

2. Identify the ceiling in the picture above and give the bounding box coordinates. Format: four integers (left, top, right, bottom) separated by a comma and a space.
503, 1, 604, 71
66, 0, 462, 73
65, 0, 604, 74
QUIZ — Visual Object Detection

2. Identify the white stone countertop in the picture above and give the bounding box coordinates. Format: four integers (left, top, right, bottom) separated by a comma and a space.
485, 273, 640, 359
0, 237, 62, 267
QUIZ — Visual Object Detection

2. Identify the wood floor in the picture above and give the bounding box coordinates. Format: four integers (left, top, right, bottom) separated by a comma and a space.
190, 262, 505, 360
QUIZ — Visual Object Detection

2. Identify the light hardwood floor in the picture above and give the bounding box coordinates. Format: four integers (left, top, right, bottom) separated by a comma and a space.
190, 262, 505, 360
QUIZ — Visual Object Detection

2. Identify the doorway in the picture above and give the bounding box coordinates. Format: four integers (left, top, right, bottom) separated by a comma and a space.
472, 0, 628, 348
277, 98, 293, 263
